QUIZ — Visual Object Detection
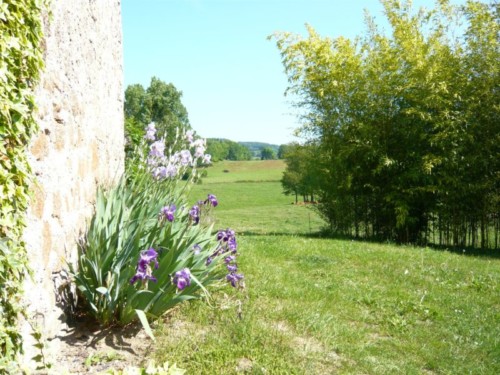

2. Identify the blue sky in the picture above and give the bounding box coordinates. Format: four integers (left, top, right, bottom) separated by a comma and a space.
122, 0, 464, 145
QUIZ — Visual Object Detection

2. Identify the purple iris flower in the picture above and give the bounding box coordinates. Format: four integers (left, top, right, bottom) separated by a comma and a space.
226, 273, 244, 288
217, 228, 235, 243
213, 228, 238, 258
152, 166, 167, 179
192, 244, 202, 255
206, 256, 213, 266
165, 164, 177, 178
202, 154, 212, 164
205, 194, 218, 207
130, 248, 159, 285
189, 204, 200, 225
160, 204, 176, 222
227, 264, 238, 273
185, 130, 194, 143
179, 149, 193, 166
228, 237, 237, 252
140, 248, 159, 269
209, 228, 243, 286
217, 230, 227, 241
194, 146, 205, 158
145, 122, 156, 141
172, 268, 191, 290
149, 140, 165, 158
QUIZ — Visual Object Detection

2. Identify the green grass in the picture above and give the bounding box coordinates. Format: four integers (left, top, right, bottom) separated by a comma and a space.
199, 160, 286, 183
152, 160, 500, 374
191, 160, 325, 235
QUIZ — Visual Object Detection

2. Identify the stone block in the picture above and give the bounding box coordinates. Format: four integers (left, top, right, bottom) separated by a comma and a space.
30, 133, 50, 160
30, 184, 46, 219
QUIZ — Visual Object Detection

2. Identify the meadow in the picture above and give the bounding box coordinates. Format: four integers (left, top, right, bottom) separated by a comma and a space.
152, 160, 500, 374
192, 160, 324, 235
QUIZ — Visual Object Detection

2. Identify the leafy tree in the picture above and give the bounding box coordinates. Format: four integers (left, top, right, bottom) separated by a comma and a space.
281, 170, 302, 203
124, 77, 191, 155
260, 146, 277, 160
277, 144, 290, 159
281, 142, 320, 203
124, 84, 147, 124
437, 0, 500, 248
206, 139, 230, 162
228, 142, 252, 161
272, 0, 499, 247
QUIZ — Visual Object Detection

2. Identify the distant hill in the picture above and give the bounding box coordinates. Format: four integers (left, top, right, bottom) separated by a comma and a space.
239, 142, 280, 159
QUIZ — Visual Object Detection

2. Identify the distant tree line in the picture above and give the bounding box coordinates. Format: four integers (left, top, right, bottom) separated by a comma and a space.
207, 140, 287, 161
274, 0, 499, 248
240, 142, 280, 159
206, 139, 252, 161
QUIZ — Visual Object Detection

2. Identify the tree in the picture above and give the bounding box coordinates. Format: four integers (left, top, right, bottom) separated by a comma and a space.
281, 170, 301, 203
124, 77, 191, 155
228, 142, 252, 161
277, 144, 290, 159
206, 139, 230, 162
272, 0, 499, 247
260, 146, 277, 160
281, 142, 320, 203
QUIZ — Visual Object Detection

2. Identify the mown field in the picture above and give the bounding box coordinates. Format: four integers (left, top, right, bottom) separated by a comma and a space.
191, 160, 325, 235
152, 160, 500, 374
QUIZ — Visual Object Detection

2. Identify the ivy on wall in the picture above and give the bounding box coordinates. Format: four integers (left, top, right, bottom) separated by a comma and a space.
0, 0, 47, 370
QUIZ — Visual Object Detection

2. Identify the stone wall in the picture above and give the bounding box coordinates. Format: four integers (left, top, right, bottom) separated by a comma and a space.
21, 0, 124, 369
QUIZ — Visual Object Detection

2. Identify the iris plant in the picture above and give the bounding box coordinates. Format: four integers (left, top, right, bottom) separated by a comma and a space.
130, 248, 159, 285
226, 272, 244, 288
142, 124, 212, 182
149, 140, 165, 158
208, 228, 244, 288
192, 244, 202, 255
172, 268, 191, 290
73, 124, 240, 333
145, 122, 156, 140
189, 204, 200, 224
160, 204, 176, 222
205, 194, 218, 207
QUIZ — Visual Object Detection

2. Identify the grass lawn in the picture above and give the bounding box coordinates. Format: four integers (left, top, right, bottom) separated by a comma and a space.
191, 160, 324, 235
197, 159, 286, 183
152, 161, 500, 374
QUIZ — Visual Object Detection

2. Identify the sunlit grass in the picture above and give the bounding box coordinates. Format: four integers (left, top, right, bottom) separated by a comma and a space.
192, 160, 325, 235
152, 160, 500, 374
154, 236, 500, 374
200, 160, 285, 183
192, 181, 324, 235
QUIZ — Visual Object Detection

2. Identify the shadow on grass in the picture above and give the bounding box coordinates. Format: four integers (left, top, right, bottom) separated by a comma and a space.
239, 230, 326, 238
423, 243, 500, 259
55, 312, 144, 354
240, 229, 500, 259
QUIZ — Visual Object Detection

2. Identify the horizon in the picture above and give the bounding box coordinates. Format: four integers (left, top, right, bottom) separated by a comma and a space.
207, 138, 282, 146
